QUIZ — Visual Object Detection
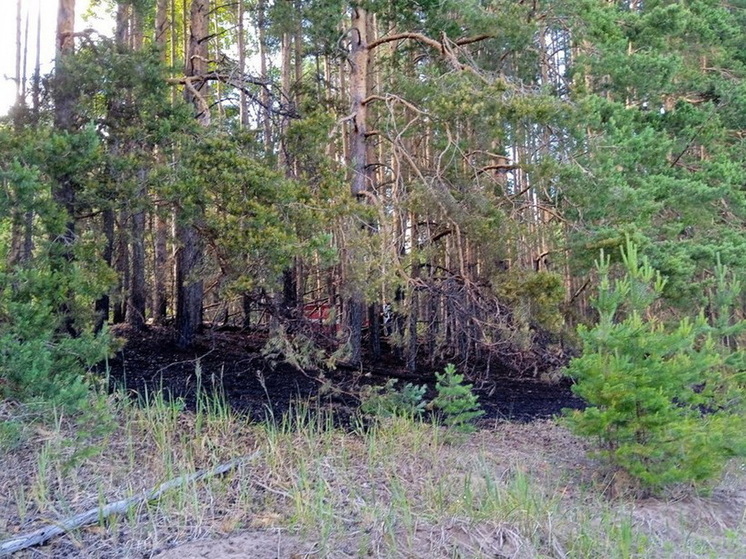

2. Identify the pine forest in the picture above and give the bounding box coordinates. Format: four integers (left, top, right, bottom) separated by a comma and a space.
1, 1, 746, 556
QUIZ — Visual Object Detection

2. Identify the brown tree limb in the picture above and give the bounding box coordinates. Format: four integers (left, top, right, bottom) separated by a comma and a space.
367, 31, 443, 53
477, 164, 520, 175
166, 72, 297, 118
366, 31, 493, 73
0, 451, 261, 556
367, 31, 493, 52
362, 94, 424, 113
454, 34, 495, 46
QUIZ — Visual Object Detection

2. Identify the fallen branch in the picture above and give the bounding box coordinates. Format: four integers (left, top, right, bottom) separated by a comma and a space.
0, 451, 261, 556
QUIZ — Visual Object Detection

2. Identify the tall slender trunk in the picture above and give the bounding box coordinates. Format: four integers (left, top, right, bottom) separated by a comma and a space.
257, 0, 272, 155
406, 215, 419, 372
153, 0, 171, 325
176, 222, 203, 347
280, 30, 293, 171
128, 5, 147, 330
95, 208, 115, 331
129, 176, 147, 329
237, 0, 249, 128
14, 0, 22, 103
9, 0, 28, 267
113, 214, 129, 324
349, 6, 369, 198
31, 8, 40, 124
341, 6, 372, 365
176, 0, 209, 348
184, 0, 210, 125
52, 0, 77, 335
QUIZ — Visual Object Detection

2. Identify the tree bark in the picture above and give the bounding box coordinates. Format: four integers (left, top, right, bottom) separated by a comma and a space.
184, 0, 210, 126
129, 193, 147, 329
338, 7, 372, 366
257, 0, 272, 155
349, 6, 369, 198
156, 0, 169, 46
128, 3, 147, 330
237, 0, 249, 128
52, 0, 77, 336
113, 214, 129, 324
175, 0, 209, 347
153, 0, 171, 325
175, 221, 203, 347
94, 208, 115, 332
9, 0, 29, 267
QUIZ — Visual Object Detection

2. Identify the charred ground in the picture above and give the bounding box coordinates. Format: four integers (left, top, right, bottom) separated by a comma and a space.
102, 326, 585, 425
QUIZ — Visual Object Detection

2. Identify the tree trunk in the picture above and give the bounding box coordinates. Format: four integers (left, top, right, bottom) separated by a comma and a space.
339, 7, 372, 366
52, 0, 77, 336
237, 0, 249, 128
280, 29, 293, 170
346, 294, 365, 365
184, 0, 210, 125
95, 208, 115, 332
153, 0, 171, 325
175, 221, 203, 347
113, 213, 129, 324
129, 196, 147, 329
349, 6, 369, 198
156, 0, 169, 45
127, 4, 147, 330
368, 302, 381, 359
9, 0, 29, 268
257, 0, 272, 155
175, 0, 209, 347
406, 215, 419, 372
14, 0, 21, 102
153, 211, 170, 325
31, 8, 41, 124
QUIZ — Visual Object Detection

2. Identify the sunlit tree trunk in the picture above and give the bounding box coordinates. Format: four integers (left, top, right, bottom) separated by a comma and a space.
9, 0, 30, 267
257, 0, 272, 154
176, 0, 209, 347
153, 0, 171, 325
237, 0, 249, 128
184, 0, 210, 125
341, 5, 372, 365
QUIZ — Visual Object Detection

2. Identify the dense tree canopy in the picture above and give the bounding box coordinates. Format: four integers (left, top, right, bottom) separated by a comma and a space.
1, 0, 745, 394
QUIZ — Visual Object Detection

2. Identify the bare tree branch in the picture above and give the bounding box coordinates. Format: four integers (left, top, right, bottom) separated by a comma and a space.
0, 451, 261, 556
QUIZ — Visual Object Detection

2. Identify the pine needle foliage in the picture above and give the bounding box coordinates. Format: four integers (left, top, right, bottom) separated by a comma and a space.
360, 379, 428, 419
565, 239, 746, 490
431, 364, 485, 433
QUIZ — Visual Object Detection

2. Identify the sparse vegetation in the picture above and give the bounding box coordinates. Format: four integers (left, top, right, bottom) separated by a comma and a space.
360, 378, 428, 419
1, 384, 744, 558
360, 364, 484, 434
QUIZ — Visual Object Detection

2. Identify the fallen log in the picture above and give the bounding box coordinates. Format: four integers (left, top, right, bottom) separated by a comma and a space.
0, 450, 261, 556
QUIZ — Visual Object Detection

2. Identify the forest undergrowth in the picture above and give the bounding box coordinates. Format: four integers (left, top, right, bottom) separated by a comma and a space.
0, 386, 744, 559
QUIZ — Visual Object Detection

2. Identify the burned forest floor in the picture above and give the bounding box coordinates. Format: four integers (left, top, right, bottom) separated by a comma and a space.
102, 325, 585, 426
2, 326, 745, 559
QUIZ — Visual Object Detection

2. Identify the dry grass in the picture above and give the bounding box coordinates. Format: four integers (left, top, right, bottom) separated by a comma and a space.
0, 393, 744, 558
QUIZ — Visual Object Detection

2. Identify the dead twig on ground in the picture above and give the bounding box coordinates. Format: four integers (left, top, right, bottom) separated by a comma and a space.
0, 450, 262, 556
